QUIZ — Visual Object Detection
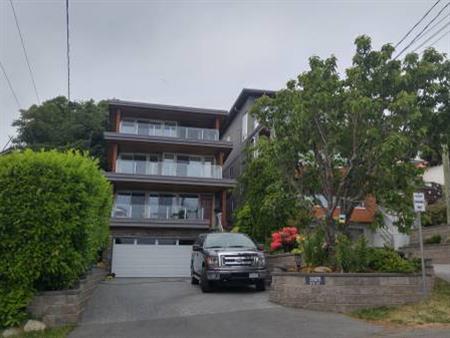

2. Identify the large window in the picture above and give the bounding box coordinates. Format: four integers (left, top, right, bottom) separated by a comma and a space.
241, 112, 248, 141
112, 192, 203, 220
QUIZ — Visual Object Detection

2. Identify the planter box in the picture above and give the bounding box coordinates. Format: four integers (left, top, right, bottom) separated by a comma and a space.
27, 268, 106, 327
265, 253, 298, 272
270, 263, 434, 313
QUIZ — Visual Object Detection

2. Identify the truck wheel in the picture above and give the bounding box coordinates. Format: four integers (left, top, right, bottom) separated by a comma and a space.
200, 270, 212, 293
191, 275, 199, 285
255, 280, 266, 291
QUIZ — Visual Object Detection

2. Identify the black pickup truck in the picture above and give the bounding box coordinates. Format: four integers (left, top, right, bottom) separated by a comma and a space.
190, 232, 267, 292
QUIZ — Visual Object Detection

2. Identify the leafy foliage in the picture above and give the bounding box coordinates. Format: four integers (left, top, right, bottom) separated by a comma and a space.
298, 228, 329, 267
0, 150, 112, 328
367, 247, 420, 273
424, 234, 442, 245
12, 97, 109, 168
422, 200, 447, 227
250, 36, 449, 244
234, 137, 299, 242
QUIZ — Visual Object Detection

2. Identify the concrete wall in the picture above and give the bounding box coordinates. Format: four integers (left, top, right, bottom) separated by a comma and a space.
402, 244, 450, 264
266, 253, 298, 272
270, 267, 434, 313
27, 268, 106, 327
409, 224, 450, 245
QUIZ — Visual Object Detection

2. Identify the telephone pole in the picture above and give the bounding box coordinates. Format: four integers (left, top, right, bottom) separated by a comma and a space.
442, 144, 450, 225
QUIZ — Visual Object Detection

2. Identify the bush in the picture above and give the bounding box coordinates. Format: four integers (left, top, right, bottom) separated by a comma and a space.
422, 200, 447, 227
299, 228, 329, 267
270, 227, 298, 252
0, 150, 112, 328
367, 247, 420, 273
424, 234, 442, 245
335, 235, 369, 272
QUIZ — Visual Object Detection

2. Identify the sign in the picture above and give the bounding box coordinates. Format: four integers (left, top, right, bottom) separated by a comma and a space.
413, 192, 426, 213
305, 276, 325, 285
339, 214, 346, 224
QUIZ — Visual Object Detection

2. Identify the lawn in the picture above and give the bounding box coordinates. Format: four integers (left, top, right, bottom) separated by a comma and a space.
15, 326, 73, 338
352, 278, 450, 325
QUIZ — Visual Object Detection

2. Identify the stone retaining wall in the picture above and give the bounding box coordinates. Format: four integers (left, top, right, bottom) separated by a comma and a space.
402, 243, 450, 264
270, 265, 434, 313
27, 267, 106, 327
265, 253, 298, 272
410, 224, 449, 244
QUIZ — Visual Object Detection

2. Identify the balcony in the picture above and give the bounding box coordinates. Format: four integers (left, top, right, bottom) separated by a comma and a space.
112, 204, 205, 220
116, 157, 223, 179
120, 120, 219, 141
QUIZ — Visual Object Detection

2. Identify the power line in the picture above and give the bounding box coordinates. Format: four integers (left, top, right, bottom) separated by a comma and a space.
0, 59, 21, 109
9, 0, 40, 104
66, 0, 71, 102
413, 26, 450, 53
395, 0, 442, 48
394, 2, 450, 59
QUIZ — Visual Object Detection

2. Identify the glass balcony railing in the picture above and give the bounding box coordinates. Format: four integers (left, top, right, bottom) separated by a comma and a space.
112, 204, 205, 220
116, 159, 222, 179
120, 121, 219, 141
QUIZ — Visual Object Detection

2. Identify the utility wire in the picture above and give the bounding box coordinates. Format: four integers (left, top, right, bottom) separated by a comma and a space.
0, 59, 21, 109
395, 0, 442, 48
413, 26, 450, 53
394, 2, 450, 59
9, 0, 40, 104
66, 0, 71, 102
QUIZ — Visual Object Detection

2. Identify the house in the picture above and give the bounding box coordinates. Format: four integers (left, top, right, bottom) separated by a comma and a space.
104, 100, 236, 277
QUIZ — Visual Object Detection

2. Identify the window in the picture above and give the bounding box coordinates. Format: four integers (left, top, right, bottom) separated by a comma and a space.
134, 154, 147, 174
120, 120, 136, 134
130, 193, 146, 218
179, 239, 195, 245
112, 193, 131, 217
115, 237, 135, 245
137, 121, 150, 135
163, 122, 177, 137
118, 154, 134, 173
137, 238, 156, 245
179, 194, 200, 219
241, 112, 248, 141
158, 238, 177, 245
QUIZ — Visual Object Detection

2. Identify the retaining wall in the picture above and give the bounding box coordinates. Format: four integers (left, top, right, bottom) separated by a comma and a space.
27, 267, 106, 327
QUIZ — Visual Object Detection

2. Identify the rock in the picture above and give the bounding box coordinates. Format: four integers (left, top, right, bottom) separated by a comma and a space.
23, 320, 46, 332
2, 328, 21, 337
313, 266, 332, 273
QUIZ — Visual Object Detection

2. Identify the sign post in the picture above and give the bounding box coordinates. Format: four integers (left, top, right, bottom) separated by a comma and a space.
413, 192, 427, 298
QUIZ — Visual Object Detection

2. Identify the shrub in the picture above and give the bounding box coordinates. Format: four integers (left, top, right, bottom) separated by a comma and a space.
422, 200, 447, 227
299, 228, 329, 266
424, 234, 442, 245
367, 247, 420, 273
335, 235, 369, 272
270, 227, 298, 252
0, 150, 112, 328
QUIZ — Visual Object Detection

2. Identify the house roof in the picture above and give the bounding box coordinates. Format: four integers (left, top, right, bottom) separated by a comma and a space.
223, 88, 276, 132
108, 99, 229, 116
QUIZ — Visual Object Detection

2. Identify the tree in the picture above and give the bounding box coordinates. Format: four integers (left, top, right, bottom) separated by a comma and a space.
250, 36, 449, 246
12, 96, 109, 168
234, 137, 300, 242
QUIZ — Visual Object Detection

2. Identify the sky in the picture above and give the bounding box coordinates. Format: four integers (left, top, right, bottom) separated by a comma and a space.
1, 0, 449, 149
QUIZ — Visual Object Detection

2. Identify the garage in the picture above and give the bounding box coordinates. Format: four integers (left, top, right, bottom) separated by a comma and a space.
111, 237, 194, 277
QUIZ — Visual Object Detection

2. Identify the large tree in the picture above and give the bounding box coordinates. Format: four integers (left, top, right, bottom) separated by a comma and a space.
12, 96, 109, 167
250, 36, 449, 245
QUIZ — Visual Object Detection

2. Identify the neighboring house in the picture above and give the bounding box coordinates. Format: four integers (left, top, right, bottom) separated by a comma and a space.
104, 100, 236, 277
424, 164, 445, 186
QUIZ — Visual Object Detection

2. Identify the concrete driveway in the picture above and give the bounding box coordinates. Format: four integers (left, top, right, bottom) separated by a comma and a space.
70, 278, 450, 338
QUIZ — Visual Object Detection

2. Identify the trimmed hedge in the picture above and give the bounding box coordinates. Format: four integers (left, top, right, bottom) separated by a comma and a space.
0, 150, 112, 328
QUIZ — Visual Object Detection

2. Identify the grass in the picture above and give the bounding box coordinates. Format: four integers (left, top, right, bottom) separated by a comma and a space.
14, 326, 73, 338
352, 278, 450, 325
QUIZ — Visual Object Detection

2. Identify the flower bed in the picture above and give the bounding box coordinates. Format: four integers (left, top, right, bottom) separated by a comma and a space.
270, 262, 435, 312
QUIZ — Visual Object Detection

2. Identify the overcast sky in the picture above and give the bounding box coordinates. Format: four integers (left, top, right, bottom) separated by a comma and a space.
1, 0, 449, 148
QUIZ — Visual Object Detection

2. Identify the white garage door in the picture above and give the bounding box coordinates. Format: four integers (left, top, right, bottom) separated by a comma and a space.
111, 237, 194, 277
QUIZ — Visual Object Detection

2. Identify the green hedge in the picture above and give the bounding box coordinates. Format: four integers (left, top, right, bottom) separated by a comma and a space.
0, 150, 112, 328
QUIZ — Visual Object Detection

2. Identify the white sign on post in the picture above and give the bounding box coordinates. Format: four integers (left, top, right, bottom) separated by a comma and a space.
413, 192, 426, 213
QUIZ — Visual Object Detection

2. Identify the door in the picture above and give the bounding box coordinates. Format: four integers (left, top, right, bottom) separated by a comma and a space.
112, 237, 194, 277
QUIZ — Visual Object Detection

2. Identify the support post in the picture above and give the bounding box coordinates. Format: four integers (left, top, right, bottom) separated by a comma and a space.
416, 213, 427, 298
442, 144, 450, 225
221, 190, 227, 228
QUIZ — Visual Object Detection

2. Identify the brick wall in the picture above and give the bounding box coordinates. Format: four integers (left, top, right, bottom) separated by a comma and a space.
27, 268, 106, 327
409, 224, 450, 244
265, 253, 298, 272
402, 244, 450, 264
270, 265, 434, 313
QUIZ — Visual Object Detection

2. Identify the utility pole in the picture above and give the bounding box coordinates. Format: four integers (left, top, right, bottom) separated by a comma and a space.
443, 144, 450, 225
413, 192, 427, 298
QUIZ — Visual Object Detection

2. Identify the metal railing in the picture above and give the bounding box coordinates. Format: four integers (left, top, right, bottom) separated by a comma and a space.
121, 122, 219, 141
112, 204, 205, 220
117, 159, 222, 179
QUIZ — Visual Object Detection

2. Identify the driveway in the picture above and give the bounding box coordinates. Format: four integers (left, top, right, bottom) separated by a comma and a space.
70, 278, 450, 338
